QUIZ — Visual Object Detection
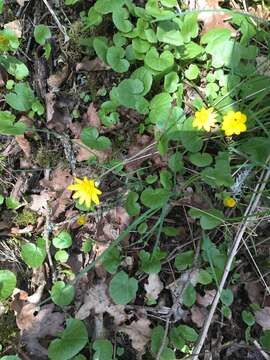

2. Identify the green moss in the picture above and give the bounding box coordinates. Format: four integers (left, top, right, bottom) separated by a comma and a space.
14, 208, 37, 227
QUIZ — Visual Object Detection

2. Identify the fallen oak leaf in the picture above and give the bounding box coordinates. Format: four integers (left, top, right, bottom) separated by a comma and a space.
144, 273, 164, 303
119, 318, 151, 355
76, 283, 128, 326
183, 0, 236, 34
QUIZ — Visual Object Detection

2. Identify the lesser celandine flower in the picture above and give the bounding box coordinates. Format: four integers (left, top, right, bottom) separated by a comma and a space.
192, 107, 217, 132
223, 197, 237, 208
76, 215, 87, 226
221, 111, 247, 136
67, 177, 102, 208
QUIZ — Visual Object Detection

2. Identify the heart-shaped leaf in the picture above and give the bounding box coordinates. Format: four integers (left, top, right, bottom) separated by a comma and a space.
6, 82, 35, 111
112, 7, 133, 33
189, 208, 224, 230
51, 281, 75, 306
189, 152, 213, 167
0, 111, 27, 135
81, 126, 112, 150
48, 319, 88, 360
109, 271, 138, 304
52, 231, 72, 249
21, 238, 46, 268
0, 270, 16, 300
34, 24, 51, 45
140, 187, 171, 209
145, 47, 174, 72
0, 55, 29, 80
126, 191, 141, 216
106, 46, 129, 73
130, 67, 153, 96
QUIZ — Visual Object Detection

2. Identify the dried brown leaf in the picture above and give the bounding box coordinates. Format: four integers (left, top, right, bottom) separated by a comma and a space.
15, 135, 31, 157
84, 102, 101, 128
74, 139, 111, 162
184, 0, 235, 34
191, 305, 208, 328
76, 283, 128, 325
144, 274, 164, 302
76, 58, 110, 72
29, 191, 56, 215
4, 20, 22, 38
119, 318, 151, 354
255, 307, 270, 330
197, 289, 216, 307
47, 65, 69, 89
45, 93, 72, 132
41, 167, 73, 191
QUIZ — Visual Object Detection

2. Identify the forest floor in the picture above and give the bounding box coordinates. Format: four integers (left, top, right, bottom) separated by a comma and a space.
0, 0, 270, 359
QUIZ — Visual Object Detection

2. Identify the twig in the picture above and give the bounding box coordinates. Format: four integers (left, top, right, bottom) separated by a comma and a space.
43, 205, 56, 280
41, 0, 69, 43
192, 156, 270, 359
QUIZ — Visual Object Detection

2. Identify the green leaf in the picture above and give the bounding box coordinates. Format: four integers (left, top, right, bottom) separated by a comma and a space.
52, 231, 72, 249
55, 250, 69, 263
21, 238, 46, 268
140, 187, 170, 209
160, 348, 176, 360
145, 47, 174, 72
197, 269, 212, 285
151, 326, 167, 354
220, 288, 234, 306
51, 281, 75, 306
174, 250, 194, 271
0, 111, 27, 135
189, 152, 213, 167
48, 319, 88, 360
0, 270, 16, 300
110, 79, 148, 114
238, 137, 270, 165
5, 196, 20, 209
180, 42, 203, 60
81, 127, 112, 150
183, 283, 196, 307
126, 191, 141, 216
0, 55, 29, 80
181, 13, 199, 43
201, 152, 233, 188
0, 0, 3, 14
94, 0, 126, 15
93, 339, 113, 360
164, 71, 179, 93
0, 357, 21, 360
0, 194, 4, 205
241, 310, 255, 326
170, 326, 185, 350
221, 305, 231, 319
160, 0, 177, 7
160, 169, 172, 190
139, 248, 167, 274
185, 64, 199, 80
93, 37, 109, 63
189, 208, 224, 230
6, 83, 35, 111
112, 7, 133, 33
178, 117, 203, 153
148, 92, 172, 126
132, 38, 150, 53
177, 325, 198, 342
168, 152, 184, 173
201, 28, 232, 48
109, 271, 138, 304
102, 246, 121, 274
157, 21, 183, 46
106, 46, 129, 73
34, 24, 51, 45
131, 67, 153, 96
260, 330, 270, 350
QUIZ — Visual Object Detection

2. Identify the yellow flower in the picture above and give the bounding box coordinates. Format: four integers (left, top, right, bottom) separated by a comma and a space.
67, 177, 102, 208
77, 215, 87, 226
223, 197, 237, 208
221, 111, 247, 136
192, 107, 217, 132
